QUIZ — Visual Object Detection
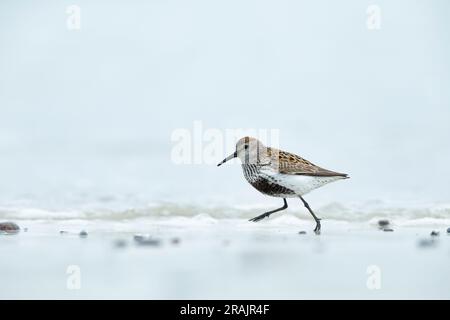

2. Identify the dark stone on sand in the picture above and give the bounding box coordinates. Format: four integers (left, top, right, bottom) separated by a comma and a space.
133, 234, 160, 246
79, 230, 88, 238
298, 231, 307, 235
133, 234, 146, 241
430, 231, 439, 237
418, 239, 437, 248
59, 230, 68, 235
136, 239, 160, 246
447, 227, 450, 234
113, 239, 127, 248
383, 228, 394, 232
171, 237, 180, 245
378, 219, 390, 228
0, 222, 20, 234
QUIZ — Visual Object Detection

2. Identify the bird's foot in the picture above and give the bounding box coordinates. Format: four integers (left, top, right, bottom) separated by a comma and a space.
249, 213, 270, 222
313, 220, 321, 235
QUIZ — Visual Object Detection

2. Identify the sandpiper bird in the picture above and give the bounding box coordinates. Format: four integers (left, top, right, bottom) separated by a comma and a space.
217, 137, 349, 234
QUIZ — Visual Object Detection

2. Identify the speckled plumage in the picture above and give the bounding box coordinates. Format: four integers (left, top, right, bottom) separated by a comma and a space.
242, 164, 296, 197
268, 148, 348, 177
236, 137, 348, 197
217, 136, 349, 233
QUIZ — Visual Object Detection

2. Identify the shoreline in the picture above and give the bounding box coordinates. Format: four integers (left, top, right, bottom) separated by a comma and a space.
1, 218, 449, 299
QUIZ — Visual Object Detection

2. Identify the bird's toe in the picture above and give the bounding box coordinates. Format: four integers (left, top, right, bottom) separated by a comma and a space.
249, 215, 266, 222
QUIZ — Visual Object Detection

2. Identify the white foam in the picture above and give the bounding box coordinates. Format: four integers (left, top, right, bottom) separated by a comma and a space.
1, 200, 449, 226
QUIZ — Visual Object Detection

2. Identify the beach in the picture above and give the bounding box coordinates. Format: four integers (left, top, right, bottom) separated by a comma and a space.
1, 211, 449, 299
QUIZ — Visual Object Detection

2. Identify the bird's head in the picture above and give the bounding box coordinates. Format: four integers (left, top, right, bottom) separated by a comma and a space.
217, 136, 268, 166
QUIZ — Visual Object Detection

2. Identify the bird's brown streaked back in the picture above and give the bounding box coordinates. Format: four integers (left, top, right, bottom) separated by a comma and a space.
268, 148, 349, 178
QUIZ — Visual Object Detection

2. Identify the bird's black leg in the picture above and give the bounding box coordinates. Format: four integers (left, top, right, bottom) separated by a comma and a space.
249, 198, 288, 222
299, 196, 321, 235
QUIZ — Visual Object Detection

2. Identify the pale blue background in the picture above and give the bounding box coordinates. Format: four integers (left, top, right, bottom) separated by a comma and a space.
0, 0, 449, 209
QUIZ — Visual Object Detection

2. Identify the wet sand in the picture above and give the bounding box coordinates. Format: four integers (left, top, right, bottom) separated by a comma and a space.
1, 217, 449, 299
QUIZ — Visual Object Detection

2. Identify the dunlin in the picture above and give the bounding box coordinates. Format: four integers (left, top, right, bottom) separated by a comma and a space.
217, 137, 349, 234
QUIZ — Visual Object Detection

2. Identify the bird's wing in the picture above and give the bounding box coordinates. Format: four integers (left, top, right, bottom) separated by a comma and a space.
267, 148, 348, 177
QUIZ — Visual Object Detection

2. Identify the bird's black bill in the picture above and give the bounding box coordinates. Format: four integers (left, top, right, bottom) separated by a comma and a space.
217, 151, 237, 166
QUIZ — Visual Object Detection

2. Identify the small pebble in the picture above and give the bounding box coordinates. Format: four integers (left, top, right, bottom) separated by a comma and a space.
446, 227, 450, 234
133, 234, 160, 246
298, 231, 307, 235
378, 220, 390, 228
23, 228, 28, 232
418, 239, 437, 248
170, 237, 180, 245
113, 239, 127, 248
133, 234, 147, 241
0, 222, 20, 234
430, 231, 439, 237
136, 238, 160, 246
59, 230, 68, 235
383, 228, 394, 232
79, 230, 88, 238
